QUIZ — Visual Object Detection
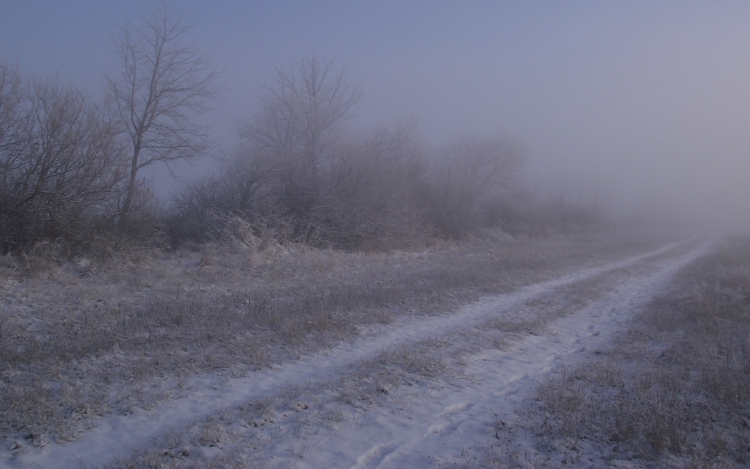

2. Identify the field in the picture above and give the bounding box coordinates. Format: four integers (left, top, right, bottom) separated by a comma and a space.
0, 232, 746, 468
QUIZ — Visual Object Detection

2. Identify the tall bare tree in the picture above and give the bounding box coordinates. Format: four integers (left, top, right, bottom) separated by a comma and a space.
107, 3, 218, 226
237, 54, 360, 213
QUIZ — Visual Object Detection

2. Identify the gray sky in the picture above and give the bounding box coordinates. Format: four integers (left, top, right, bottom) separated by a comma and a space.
2, 1, 749, 232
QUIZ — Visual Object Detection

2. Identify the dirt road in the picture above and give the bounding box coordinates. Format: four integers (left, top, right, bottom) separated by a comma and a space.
1, 240, 711, 468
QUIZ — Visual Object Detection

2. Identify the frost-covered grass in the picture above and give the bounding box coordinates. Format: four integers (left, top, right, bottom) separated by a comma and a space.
0, 231, 659, 449
99, 239, 687, 469
480, 236, 750, 468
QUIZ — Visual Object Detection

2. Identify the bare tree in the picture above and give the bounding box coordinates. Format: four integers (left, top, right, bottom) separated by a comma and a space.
106, 3, 219, 226
0, 66, 124, 252
237, 54, 360, 216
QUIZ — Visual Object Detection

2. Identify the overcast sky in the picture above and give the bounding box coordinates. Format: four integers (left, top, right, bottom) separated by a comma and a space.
2, 1, 749, 232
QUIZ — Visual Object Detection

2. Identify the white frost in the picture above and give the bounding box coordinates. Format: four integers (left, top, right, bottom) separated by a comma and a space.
1, 240, 711, 468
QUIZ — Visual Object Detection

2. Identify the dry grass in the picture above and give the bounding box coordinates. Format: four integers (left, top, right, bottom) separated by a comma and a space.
103, 335, 458, 468
108, 427, 264, 469
332, 338, 452, 407
94, 233, 678, 469
0, 231, 663, 445
478, 236, 750, 468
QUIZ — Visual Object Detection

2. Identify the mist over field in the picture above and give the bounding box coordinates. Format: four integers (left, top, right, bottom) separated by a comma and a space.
2, 1, 749, 240
5, 4, 750, 467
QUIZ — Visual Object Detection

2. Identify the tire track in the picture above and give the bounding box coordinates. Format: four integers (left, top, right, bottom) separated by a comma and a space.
1, 241, 699, 469
333, 240, 713, 468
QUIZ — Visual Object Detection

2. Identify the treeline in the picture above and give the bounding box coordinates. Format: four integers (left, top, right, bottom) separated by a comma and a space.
0, 6, 602, 257
167, 54, 532, 249
1, 5, 216, 256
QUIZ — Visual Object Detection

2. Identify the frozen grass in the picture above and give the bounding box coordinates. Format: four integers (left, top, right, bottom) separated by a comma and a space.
0, 231, 663, 447
474, 236, 750, 468
98, 242, 674, 469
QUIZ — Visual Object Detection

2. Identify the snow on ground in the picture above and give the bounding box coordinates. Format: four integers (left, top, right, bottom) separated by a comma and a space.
322, 241, 712, 468
0, 240, 711, 468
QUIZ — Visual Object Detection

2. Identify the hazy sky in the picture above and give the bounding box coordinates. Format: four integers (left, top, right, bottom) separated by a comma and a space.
2, 1, 749, 232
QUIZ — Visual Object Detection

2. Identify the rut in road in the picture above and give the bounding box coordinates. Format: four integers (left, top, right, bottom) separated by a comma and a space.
330, 240, 713, 469
2, 241, 707, 469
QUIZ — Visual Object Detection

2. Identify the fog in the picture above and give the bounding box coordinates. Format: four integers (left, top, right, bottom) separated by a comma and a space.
3, 1, 749, 234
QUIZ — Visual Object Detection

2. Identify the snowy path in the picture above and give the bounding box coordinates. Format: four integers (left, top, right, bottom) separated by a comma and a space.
1, 240, 709, 468
307, 240, 712, 468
